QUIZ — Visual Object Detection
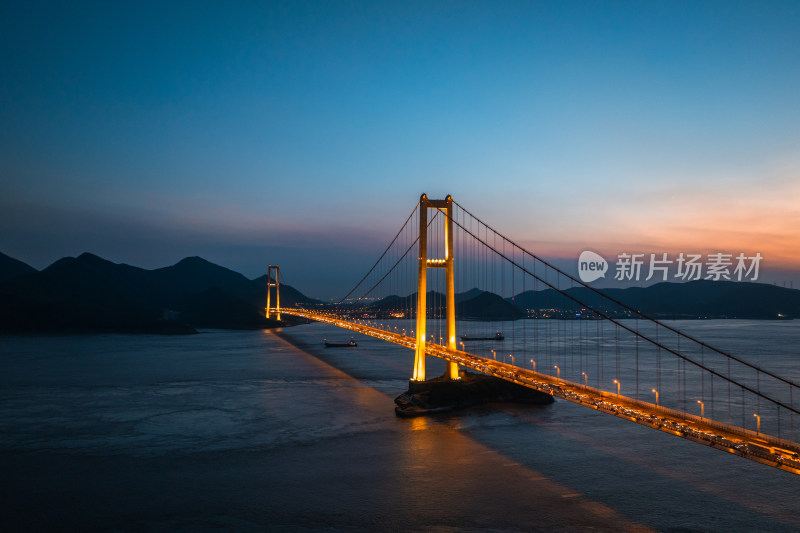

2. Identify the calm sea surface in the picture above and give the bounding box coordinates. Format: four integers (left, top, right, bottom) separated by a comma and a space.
2, 320, 800, 532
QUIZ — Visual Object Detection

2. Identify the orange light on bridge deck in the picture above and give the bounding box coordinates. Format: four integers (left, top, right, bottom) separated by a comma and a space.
582, 372, 588, 386
554, 365, 560, 379
697, 400, 705, 420
613, 379, 620, 395
652, 389, 659, 407
754, 413, 761, 435
491, 349, 496, 360
507, 354, 515, 365
530, 359, 536, 372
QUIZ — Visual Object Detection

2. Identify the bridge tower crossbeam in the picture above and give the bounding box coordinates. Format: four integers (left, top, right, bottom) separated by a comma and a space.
413, 193, 458, 381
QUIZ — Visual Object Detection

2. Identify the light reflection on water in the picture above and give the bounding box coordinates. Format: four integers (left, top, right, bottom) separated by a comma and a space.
0, 321, 799, 531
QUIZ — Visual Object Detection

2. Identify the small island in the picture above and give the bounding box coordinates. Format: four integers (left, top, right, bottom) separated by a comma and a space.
395, 371, 554, 417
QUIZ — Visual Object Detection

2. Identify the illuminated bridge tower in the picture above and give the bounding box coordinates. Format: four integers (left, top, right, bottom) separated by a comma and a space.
266, 264, 280, 321
413, 194, 458, 382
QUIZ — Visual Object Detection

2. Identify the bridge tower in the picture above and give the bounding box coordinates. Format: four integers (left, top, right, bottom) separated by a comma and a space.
266, 264, 280, 321
413, 194, 458, 381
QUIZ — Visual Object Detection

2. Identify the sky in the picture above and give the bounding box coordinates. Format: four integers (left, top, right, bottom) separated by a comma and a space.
1, 1, 798, 299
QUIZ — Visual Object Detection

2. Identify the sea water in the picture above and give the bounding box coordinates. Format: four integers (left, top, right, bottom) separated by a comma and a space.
1, 320, 799, 531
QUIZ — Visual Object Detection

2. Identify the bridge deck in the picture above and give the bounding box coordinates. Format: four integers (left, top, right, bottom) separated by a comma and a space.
279, 308, 800, 476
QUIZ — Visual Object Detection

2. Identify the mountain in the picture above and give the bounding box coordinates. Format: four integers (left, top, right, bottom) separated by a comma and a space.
366, 290, 446, 316
251, 274, 318, 307
345, 289, 525, 320
455, 288, 484, 303
8, 248, 791, 334
510, 280, 800, 319
456, 291, 525, 320
0, 252, 37, 283
0, 253, 175, 334
0, 252, 318, 334
341, 280, 799, 321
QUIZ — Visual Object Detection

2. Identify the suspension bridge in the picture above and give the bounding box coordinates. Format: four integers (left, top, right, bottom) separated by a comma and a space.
267, 194, 800, 476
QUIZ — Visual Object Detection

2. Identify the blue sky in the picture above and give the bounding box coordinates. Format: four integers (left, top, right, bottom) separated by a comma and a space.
1, 1, 799, 298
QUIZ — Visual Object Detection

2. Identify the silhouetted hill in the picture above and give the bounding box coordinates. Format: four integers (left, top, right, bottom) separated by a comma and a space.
371, 288, 491, 312
343, 281, 799, 321
348, 289, 524, 320
0, 252, 318, 334
367, 290, 446, 316
151, 257, 258, 302
251, 274, 319, 307
455, 288, 484, 303
0, 253, 182, 334
457, 291, 525, 320
511, 280, 800, 319
0, 252, 37, 283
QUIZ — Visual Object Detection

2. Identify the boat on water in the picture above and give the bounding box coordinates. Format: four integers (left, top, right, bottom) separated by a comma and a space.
324, 339, 358, 347
460, 331, 504, 341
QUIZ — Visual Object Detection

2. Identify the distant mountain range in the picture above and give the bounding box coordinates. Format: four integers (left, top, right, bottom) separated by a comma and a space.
510, 281, 800, 320
347, 281, 800, 321
1, 251, 797, 335
365, 290, 526, 320
0, 252, 37, 283
0, 252, 318, 334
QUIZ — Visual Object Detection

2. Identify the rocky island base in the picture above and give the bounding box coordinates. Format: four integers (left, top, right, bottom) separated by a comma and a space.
394, 370, 554, 418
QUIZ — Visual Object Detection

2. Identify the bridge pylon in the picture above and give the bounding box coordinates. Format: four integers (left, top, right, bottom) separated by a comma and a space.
413, 193, 458, 381
266, 264, 280, 321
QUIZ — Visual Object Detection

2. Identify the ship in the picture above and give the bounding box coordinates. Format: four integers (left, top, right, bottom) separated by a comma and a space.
324, 339, 358, 347
460, 331, 504, 341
